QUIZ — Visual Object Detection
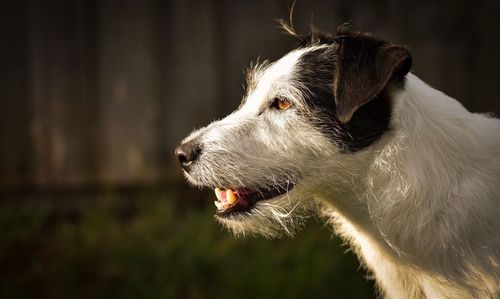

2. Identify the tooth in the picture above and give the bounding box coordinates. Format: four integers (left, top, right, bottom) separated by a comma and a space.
214, 188, 221, 200
214, 201, 223, 209
226, 189, 237, 205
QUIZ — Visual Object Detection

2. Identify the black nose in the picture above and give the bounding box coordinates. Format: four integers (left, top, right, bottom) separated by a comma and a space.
175, 141, 202, 172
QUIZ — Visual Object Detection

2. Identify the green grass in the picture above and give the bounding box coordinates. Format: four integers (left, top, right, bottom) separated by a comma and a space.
0, 191, 375, 299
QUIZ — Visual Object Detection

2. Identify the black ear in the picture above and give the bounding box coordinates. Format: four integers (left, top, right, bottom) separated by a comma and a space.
333, 32, 412, 123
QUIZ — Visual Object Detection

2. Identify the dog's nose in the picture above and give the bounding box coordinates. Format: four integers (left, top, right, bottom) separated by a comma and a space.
175, 141, 202, 172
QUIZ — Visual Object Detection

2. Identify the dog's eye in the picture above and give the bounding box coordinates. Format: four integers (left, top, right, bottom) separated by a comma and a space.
271, 98, 292, 111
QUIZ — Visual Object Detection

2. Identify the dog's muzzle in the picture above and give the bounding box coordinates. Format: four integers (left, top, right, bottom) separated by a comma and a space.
175, 139, 297, 218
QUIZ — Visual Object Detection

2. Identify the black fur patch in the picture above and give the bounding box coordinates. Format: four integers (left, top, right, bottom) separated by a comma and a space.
295, 46, 393, 153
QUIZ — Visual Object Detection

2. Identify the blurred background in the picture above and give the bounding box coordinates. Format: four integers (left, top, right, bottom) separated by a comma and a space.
1, 0, 499, 298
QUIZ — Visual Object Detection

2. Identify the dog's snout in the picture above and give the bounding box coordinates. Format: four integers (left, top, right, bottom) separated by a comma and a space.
175, 141, 202, 172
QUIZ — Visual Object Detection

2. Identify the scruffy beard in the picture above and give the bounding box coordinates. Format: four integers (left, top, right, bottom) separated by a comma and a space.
182, 149, 322, 238
215, 190, 317, 238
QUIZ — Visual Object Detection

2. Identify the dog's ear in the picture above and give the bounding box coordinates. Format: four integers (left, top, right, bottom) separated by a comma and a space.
333, 33, 412, 123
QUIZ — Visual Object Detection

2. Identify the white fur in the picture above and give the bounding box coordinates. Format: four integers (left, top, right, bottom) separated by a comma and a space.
180, 45, 500, 298
346, 73, 500, 298
315, 73, 500, 298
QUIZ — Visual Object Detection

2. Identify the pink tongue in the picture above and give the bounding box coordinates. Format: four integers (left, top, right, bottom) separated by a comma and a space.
220, 190, 227, 201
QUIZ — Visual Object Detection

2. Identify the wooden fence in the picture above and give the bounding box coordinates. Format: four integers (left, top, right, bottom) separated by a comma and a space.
1, 0, 499, 189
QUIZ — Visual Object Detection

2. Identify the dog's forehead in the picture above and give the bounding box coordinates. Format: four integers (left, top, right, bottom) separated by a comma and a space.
242, 47, 322, 112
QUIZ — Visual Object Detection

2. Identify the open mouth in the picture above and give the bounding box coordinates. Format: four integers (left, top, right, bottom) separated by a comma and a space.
213, 183, 294, 217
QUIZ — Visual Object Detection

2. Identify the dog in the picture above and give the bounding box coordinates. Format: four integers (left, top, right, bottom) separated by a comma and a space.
175, 24, 500, 299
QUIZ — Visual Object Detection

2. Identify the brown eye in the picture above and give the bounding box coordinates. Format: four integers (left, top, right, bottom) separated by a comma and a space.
272, 98, 292, 111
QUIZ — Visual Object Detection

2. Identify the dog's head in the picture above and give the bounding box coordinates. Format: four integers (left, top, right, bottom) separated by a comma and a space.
175, 27, 412, 237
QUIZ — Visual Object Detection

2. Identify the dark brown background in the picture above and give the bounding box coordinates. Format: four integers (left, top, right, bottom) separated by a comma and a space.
2, 0, 499, 189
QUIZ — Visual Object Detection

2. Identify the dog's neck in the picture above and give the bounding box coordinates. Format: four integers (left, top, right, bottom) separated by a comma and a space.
318, 72, 500, 266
